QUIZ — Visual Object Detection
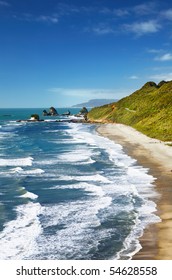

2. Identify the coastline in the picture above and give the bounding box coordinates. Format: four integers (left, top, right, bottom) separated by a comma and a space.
96, 123, 172, 260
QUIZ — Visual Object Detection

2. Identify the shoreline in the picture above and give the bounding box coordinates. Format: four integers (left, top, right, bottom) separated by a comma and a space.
96, 123, 172, 260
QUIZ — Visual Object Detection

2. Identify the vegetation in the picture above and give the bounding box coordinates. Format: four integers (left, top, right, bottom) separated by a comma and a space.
88, 80, 172, 141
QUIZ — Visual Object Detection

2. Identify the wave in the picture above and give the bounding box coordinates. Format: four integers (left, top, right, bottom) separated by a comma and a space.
0, 202, 42, 260
0, 157, 33, 167
58, 174, 112, 183
10, 167, 44, 175
19, 187, 38, 200
66, 123, 97, 146
25, 196, 113, 259
57, 149, 95, 164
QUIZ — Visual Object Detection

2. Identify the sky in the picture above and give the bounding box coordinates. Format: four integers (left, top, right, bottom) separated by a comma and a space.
0, 0, 172, 108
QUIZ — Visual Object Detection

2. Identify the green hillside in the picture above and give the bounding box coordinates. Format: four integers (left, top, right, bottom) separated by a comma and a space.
88, 81, 172, 141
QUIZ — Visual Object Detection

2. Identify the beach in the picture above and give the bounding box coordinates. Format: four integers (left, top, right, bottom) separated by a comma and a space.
2, 111, 159, 260
97, 123, 172, 260
0, 108, 171, 260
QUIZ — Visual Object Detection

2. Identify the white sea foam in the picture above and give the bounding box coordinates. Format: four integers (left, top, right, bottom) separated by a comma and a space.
10, 167, 23, 172
30, 173, 155, 260
57, 149, 95, 164
116, 199, 161, 260
9, 122, 25, 126
44, 119, 59, 122
51, 182, 106, 198
0, 167, 43, 177
1, 123, 21, 131
0, 157, 33, 167
63, 123, 161, 258
20, 191, 38, 200
58, 174, 112, 183
66, 123, 97, 146
19, 187, 38, 200
10, 167, 44, 175
67, 123, 136, 168
0, 202, 42, 260
36, 159, 59, 165
26, 194, 113, 259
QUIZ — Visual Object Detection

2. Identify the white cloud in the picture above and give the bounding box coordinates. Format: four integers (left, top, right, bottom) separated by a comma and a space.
13, 13, 59, 24
133, 3, 157, 15
123, 20, 161, 36
36, 15, 59, 24
100, 3, 156, 17
150, 72, 172, 81
113, 8, 129, 17
57, 3, 81, 16
155, 53, 172, 61
161, 9, 172, 20
129, 75, 139, 80
152, 66, 172, 71
147, 48, 163, 53
48, 88, 132, 99
92, 26, 114, 35
99, 7, 129, 17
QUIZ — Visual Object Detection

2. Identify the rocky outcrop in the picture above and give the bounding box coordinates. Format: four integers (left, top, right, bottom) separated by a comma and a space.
49, 107, 59, 116
43, 110, 50, 116
17, 114, 44, 122
79, 107, 88, 115
74, 107, 88, 121
30, 114, 40, 121
43, 107, 59, 116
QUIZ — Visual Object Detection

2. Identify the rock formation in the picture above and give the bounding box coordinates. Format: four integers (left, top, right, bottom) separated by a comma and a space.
30, 114, 40, 121
49, 107, 59, 116
42, 107, 59, 116
79, 107, 88, 115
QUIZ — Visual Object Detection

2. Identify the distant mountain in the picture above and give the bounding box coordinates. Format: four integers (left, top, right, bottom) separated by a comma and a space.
88, 80, 172, 141
72, 99, 118, 108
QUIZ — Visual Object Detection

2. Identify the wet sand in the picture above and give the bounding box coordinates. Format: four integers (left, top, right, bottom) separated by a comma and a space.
97, 123, 172, 260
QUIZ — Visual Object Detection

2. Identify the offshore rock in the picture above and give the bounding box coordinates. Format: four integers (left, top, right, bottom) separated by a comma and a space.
79, 107, 88, 115
43, 110, 50, 116
43, 107, 59, 116
75, 107, 88, 121
49, 107, 59, 116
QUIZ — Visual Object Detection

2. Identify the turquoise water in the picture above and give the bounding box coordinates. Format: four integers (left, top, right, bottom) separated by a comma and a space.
0, 108, 160, 260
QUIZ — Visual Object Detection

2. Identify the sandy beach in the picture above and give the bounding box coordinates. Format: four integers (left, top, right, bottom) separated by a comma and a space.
97, 123, 172, 260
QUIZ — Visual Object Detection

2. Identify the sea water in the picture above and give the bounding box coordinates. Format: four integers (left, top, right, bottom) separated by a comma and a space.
0, 108, 160, 260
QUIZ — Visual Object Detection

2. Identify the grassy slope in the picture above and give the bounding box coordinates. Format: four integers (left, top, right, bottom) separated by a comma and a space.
88, 81, 172, 141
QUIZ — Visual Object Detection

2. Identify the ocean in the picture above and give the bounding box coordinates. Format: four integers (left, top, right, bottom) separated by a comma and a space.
0, 108, 160, 260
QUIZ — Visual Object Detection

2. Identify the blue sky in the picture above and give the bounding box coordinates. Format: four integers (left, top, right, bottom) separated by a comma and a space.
0, 0, 172, 107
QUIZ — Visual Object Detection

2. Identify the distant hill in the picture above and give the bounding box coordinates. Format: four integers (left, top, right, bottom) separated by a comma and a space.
72, 99, 118, 108
88, 80, 172, 141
